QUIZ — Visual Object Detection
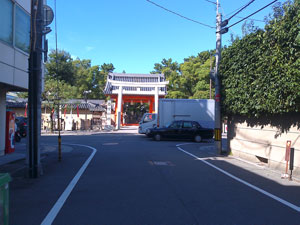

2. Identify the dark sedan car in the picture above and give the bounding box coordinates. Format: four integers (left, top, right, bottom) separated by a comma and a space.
148, 120, 214, 142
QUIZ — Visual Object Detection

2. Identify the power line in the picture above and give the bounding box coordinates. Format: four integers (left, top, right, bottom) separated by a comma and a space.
227, 0, 255, 21
227, 0, 278, 29
146, 0, 215, 29
236, 16, 265, 23
204, 0, 217, 5
225, 0, 255, 19
225, 4, 247, 18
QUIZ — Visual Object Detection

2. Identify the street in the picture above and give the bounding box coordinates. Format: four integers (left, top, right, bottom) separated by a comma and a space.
9, 132, 300, 225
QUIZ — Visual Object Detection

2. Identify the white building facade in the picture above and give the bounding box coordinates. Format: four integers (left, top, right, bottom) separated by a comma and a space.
0, 0, 31, 155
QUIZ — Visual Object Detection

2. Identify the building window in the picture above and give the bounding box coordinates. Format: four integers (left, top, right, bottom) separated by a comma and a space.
15, 5, 30, 53
0, 0, 13, 44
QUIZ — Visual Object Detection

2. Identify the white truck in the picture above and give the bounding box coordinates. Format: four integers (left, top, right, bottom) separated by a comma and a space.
138, 99, 215, 134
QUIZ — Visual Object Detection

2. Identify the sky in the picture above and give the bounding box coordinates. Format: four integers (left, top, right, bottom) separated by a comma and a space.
46, 0, 279, 74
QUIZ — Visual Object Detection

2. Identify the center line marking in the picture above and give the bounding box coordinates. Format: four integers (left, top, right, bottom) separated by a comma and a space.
176, 144, 300, 213
41, 144, 97, 225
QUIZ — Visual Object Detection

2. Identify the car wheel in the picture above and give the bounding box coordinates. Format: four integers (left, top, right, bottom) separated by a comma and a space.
194, 135, 202, 143
154, 134, 161, 141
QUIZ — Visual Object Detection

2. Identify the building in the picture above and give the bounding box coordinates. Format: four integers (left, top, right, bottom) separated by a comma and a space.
104, 73, 169, 129
0, 0, 31, 155
6, 98, 107, 131
40, 99, 107, 131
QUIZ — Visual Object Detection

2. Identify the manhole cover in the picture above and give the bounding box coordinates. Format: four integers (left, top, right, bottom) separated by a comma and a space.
102, 143, 119, 146
149, 161, 174, 166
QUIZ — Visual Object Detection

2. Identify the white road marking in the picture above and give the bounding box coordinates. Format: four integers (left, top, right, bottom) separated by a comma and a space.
176, 144, 300, 213
41, 144, 97, 225
102, 142, 119, 146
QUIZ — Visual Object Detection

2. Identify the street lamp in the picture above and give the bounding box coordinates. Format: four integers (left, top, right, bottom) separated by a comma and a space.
83, 90, 91, 129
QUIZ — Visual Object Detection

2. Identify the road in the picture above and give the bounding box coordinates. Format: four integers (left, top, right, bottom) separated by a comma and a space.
9, 132, 300, 225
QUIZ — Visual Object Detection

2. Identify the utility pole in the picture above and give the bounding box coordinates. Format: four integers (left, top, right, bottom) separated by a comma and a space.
214, 0, 224, 155
28, 0, 53, 176
209, 54, 212, 99
28, 0, 44, 178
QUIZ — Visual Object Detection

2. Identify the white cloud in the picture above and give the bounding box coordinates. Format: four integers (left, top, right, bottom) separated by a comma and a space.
85, 46, 94, 51
71, 55, 78, 60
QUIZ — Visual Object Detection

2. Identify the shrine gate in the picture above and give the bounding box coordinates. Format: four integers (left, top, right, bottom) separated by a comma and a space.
104, 73, 168, 129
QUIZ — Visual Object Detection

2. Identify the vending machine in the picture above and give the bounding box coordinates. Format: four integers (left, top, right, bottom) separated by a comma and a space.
5, 111, 15, 154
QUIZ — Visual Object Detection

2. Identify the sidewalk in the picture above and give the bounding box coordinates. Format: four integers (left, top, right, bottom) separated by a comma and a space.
0, 126, 139, 167
41, 126, 140, 136
0, 143, 26, 167
0, 142, 72, 167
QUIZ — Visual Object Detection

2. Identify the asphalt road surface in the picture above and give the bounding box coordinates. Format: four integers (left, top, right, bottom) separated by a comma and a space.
9, 132, 300, 225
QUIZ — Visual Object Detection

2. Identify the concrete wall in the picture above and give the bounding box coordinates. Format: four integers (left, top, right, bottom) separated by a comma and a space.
228, 115, 300, 177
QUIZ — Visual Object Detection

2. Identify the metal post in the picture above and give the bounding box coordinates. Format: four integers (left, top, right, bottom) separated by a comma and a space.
54, 0, 61, 162
215, 0, 222, 155
57, 103, 61, 161
210, 54, 212, 99
117, 86, 123, 130
28, 0, 43, 178
85, 93, 87, 123
289, 147, 295, 180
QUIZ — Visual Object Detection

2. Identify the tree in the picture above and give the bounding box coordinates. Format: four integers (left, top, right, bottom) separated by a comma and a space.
180, 51, 213, 99
46, 50, 75, 85
151, 58, 181, 98
220, 0, 300, 118
45, 49, 115, 100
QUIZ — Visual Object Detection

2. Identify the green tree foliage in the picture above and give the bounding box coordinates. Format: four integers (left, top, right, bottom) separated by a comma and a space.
152, 52, 214, 99
180, 51, 214, 99
44, 50, 115, 100
151, 58, 181, 98
72, 59, 104, 99
46, 50, 75, 85
42, 78, 77, 103
220, 0, 300, 117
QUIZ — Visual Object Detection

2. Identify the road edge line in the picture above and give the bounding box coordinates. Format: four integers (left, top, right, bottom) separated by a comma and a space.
176, 144, 300, 213
40, 144, 97, 225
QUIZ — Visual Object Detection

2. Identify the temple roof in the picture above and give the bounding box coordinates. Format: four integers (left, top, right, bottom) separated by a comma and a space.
108, 73, 165, 78
6, 99, 106, 111
104, 73, 168, 95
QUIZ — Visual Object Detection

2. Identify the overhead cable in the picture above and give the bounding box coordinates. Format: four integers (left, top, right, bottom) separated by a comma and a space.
227, 0, 255, 21
236, 16, 265, 23
226, 0, 278, 29
146, 0, 215, 29
226, 5, 246, 18
204, 0, 217, 5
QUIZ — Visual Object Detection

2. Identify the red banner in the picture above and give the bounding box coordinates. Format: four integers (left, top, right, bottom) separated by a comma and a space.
24, 103, 27, 117
77, 105, 79, 117
64, 104, 67, 117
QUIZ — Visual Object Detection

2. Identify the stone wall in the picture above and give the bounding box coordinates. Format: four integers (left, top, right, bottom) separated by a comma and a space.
228, 114, 300, 177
